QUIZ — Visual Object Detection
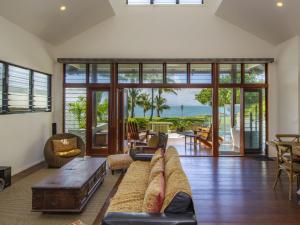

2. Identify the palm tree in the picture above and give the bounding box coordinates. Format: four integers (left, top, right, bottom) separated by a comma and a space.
128, 88, 141, 118
137, 93, 151, 117
68, 96, 86, 129
154, 95, 170, 117
150, 88, 178, 120
149, 88, 155, 121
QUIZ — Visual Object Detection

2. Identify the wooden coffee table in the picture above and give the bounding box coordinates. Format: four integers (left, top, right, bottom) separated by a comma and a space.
32, 157, 106, 213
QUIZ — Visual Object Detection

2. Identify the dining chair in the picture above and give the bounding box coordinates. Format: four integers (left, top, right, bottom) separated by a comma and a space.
272, 135, 300, 200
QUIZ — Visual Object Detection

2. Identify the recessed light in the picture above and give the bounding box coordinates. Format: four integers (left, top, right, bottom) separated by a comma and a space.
276, 1, 284, 7
60, 5, 67, 11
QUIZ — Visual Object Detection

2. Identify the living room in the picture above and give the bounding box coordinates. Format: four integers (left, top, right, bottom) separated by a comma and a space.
0, 0, 300, 224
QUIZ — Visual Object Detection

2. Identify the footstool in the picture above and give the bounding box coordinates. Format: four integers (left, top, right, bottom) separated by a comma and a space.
107, 154, 133, 175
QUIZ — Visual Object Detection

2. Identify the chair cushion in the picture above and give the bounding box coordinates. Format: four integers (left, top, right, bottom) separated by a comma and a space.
148, 135, 159, 148
52, 137, 77, 153
165, 156, 182, 179
107, 154, 133, 170
55, 148, 81, 158
161, 170, 192, 213
148, 158, 164, 184
142, 172, 165, 213
165, 146, 179, 163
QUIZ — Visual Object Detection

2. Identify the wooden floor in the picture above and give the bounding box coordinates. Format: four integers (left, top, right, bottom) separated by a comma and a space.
180, 157, 300, 225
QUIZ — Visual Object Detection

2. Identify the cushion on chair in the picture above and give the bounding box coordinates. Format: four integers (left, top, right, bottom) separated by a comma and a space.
142, 172, 165, 213
107, 154, 133, 170
161, 169, 192, 213
148, 158, 164, 184
55, 148, 81, 158
52, 137, 77, 153
148, 135, 159, 148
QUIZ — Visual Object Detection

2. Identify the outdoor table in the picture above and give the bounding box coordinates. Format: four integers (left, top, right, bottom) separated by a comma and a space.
184, 132, 198, 150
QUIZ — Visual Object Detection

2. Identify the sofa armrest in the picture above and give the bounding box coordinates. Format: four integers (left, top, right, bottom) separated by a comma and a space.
130, 149, 153, 161
102, 212, 197, 225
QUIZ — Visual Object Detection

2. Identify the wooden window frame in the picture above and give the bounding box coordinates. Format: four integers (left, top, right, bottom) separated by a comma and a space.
62, 60, 269, 157
0, 60, 52, 115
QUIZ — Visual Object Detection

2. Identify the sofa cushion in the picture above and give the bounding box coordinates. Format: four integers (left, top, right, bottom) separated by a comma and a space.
142, 172, 165, 213
148, 158, 164, 184
150, 151, 163, 168
164, 146, 179, 163
52, 137, 77, 153
107, 161, 151, 213
55, 148, 81, 158
107, 194, 144, 213
165, 156, 182, 179
161, 170, 192, 213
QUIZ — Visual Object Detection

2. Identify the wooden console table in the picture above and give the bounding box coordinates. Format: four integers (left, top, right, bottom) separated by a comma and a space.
32, 157, 106, 213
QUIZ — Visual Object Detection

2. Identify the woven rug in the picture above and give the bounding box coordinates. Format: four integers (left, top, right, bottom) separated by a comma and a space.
0, 168, 120, 225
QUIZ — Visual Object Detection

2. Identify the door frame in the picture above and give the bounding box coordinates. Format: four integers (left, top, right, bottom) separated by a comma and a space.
86, 87, 111, 156
243, 88, 264, 154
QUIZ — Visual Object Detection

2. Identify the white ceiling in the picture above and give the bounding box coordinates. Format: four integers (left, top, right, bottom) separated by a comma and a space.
216, 0, 300, 45
0, 0, 115, 45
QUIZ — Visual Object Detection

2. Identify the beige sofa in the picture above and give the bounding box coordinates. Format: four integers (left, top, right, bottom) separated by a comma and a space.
103, 146, 196, 225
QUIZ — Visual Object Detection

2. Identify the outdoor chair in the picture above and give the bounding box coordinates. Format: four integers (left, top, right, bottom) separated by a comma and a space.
127, 120, 149, 146
271, 134, 300, 200
196, 125, 223, 149
130, 132, 169, 160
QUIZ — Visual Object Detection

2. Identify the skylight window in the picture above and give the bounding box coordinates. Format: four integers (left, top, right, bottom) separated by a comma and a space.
127, 0, 203, 5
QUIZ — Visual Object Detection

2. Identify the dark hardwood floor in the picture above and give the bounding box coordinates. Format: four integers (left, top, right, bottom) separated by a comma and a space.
180, 157, 300, 225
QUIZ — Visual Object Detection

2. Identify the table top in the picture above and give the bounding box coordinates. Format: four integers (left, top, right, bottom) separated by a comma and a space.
32, 157, 106, 189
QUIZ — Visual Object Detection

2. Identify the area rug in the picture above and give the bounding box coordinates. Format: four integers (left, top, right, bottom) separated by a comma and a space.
0, 168, 121, 225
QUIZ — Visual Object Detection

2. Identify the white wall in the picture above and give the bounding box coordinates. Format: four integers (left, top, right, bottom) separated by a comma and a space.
0, 16, 54, 175
54, 0, 275, 58
275, 36, 300, 133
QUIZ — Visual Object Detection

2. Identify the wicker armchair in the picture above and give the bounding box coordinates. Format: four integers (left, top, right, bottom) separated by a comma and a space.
44, 133, 85, 168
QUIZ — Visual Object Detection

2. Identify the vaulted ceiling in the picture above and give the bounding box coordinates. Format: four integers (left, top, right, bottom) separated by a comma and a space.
0, 0, 299, 46
0, 0, 115, 45
216, 0, 300, 45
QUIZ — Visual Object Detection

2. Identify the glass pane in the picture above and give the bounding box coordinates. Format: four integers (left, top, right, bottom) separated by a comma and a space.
0, 63, 3, 111
166, 64, 187, 84
92, 91, 109, 150
8, 65, 30, 111
118, 64, 139, 84
219, 64, 241, 84
244, 90, 263, 152
155, 0, 176, 4
33, 72, 49, 111
143, 64, 163, 83
125, 88, 213, 156
127, 0, 151, 4
218, 88, 241, 156
190, 64, 212, 84
89, 64, 111, 83
64, 88, 87, 142
65, 64, 86, 83
245, 64, 265, 83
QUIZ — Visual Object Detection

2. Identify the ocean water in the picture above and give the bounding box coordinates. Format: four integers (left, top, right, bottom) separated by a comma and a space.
134, 105, 213, 117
